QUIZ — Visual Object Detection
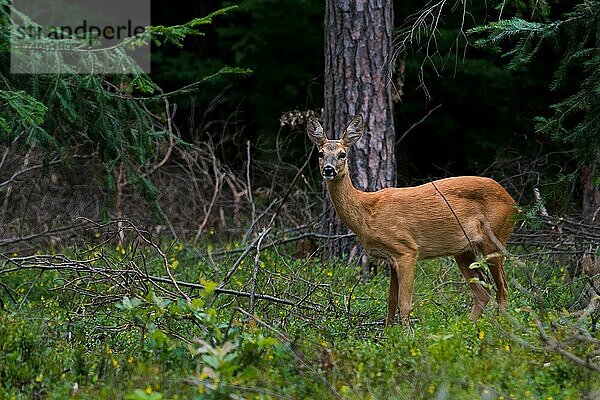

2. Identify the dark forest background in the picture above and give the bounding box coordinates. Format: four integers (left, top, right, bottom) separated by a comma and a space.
150, 0, 568, 204
1, 0, 598, 242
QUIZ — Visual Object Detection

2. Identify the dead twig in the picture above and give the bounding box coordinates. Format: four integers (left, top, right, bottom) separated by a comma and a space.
195, 147, 225, 241
0, 222, 93, 246
249, 227, 271, 313
209, 231, 355, 258
535, 319, 600, 372
396, 104, 442, 145
243, 140, 256, 242
145, 99, 176, 177
0, 155, 63, 188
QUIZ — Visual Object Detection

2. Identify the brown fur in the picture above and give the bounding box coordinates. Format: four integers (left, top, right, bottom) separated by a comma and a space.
307, 115, 517, 325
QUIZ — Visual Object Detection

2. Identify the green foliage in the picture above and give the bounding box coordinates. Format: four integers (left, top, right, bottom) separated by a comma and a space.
0, 241, 598, 399
0, 90, 48, 137
0, 0, 246, 209
470, 17, 560, 67
147, 6, 238, 48
469, 1, 600, 162
125, 389, 164, 400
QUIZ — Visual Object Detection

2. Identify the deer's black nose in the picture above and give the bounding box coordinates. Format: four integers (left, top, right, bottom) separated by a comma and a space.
322, 165, 337, 178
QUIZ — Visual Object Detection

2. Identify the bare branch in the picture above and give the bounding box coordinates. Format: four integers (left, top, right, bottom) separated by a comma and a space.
0, 156, 62, 188
250, 227, 271, 313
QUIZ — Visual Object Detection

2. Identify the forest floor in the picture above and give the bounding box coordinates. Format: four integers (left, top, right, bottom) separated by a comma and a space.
0, 230, 599, 399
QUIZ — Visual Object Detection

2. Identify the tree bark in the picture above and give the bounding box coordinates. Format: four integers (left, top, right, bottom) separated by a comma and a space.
322, 0, 396, 258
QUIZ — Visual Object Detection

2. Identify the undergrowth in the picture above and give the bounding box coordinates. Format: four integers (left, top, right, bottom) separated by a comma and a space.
0, 238, 598, 399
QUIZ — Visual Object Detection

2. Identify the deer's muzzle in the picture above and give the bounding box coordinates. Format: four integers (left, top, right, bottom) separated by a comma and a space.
322, 165, 337, 180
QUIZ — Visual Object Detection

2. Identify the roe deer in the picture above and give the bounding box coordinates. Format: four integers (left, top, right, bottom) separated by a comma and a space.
307, 114, 517, 325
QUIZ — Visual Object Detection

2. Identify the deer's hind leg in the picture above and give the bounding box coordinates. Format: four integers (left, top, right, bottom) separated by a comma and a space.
483, 243, 509, 310
486, 254, 508, 310
481, 219, 511, 310
455, 251, 492, 321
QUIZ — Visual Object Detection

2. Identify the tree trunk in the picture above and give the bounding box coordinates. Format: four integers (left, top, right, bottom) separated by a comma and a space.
322, 0, 396, 259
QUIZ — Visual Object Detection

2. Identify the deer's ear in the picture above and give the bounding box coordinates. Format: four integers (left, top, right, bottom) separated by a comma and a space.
342, 114, 363, 147
306, 115, 327, 146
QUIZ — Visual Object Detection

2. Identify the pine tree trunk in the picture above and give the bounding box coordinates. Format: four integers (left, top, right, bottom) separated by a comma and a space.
322, 0, 396, 259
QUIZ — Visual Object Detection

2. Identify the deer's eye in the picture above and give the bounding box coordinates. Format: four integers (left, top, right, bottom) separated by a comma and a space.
317, 151, 324, 159
338, 152, 346, 160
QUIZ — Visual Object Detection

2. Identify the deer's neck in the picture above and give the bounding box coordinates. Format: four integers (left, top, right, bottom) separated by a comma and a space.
325, 173, 368, 232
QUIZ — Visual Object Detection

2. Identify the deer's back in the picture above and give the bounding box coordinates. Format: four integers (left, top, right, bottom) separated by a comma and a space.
357, 176, 516, 259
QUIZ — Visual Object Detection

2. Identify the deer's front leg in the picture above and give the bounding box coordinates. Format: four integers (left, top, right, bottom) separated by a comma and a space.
393, 253, 416, 325
386, 267, 399, 326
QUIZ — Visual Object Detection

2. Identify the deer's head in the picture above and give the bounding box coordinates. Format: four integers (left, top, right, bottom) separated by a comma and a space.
306, 115, 364, 181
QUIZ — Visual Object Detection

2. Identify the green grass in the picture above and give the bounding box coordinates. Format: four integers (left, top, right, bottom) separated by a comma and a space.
0, 240, 598, 399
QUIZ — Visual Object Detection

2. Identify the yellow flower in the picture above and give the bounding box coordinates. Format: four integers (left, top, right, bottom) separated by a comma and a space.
428, 384, 435, 394
478, 330, 485, 340
145, 386, 153, 395
35, 374, 43, 383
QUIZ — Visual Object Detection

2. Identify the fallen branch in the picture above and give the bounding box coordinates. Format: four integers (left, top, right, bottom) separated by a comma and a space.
535, 319, 600, 372
0, 222, 93, 246
0, 252, 324, 311
210, 231, 356, 258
